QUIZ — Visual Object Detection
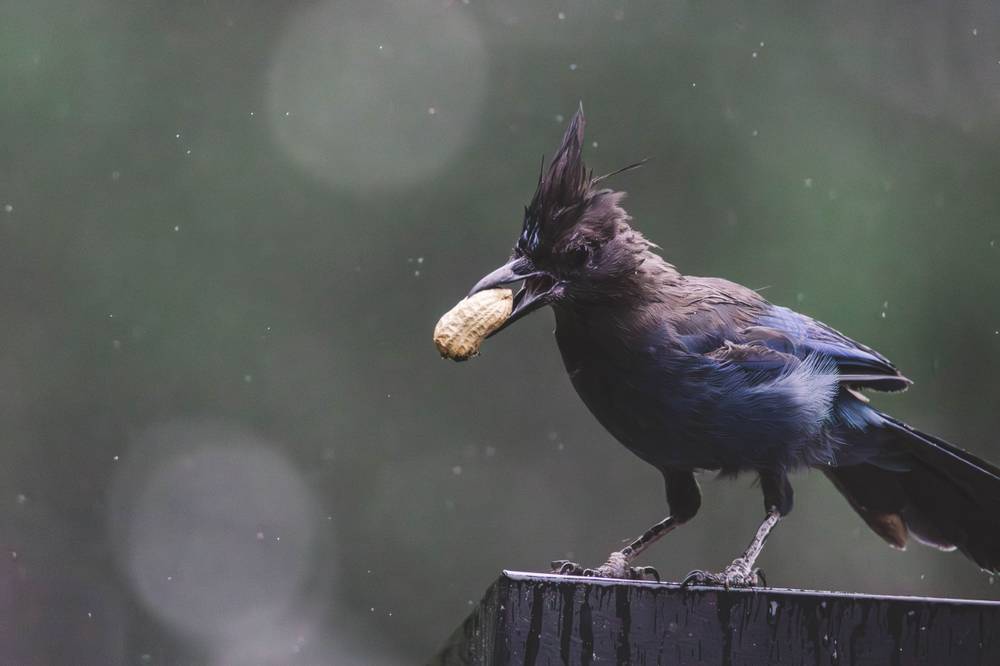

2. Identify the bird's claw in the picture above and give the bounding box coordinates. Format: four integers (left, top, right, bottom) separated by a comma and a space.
682, 558, 764, 589
550, 552, 660, 581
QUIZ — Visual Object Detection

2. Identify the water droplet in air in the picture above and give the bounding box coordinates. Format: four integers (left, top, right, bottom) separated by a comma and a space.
452, 465, 463, 476
557, 12, 565, 20
3, 204, 12, 213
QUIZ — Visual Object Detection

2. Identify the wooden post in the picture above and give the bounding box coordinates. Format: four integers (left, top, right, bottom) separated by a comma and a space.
430, 571, 1000, 665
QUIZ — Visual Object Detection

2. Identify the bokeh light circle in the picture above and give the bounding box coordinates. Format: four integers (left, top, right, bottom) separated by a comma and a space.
110, 421, 319, 643
267, 0, 488, 191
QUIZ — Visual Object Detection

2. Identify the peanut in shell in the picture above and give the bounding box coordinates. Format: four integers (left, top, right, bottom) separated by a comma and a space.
434, 289, 513, 361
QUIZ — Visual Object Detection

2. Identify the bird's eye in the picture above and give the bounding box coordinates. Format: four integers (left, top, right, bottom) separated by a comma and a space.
567, 246, 590, 268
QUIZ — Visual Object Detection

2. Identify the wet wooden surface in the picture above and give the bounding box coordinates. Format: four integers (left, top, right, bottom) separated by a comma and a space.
429, 570, 1000, 665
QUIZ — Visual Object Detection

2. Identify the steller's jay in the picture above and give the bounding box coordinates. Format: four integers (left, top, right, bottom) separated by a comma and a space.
465, 106, 1000, 585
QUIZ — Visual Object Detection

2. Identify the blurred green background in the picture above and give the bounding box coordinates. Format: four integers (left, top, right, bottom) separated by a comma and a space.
2, 0, 1000, 663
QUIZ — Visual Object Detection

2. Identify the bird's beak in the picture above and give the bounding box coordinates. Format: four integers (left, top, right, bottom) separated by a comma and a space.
467, 256, 558, 337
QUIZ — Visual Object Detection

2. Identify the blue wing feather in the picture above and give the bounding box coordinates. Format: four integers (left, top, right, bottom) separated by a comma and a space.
750, 306, 911, 391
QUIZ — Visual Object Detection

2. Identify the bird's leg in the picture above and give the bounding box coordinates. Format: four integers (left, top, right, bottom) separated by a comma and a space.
683, 511, 781, 588
551, 469, 700, 581
551, 515, 679, 581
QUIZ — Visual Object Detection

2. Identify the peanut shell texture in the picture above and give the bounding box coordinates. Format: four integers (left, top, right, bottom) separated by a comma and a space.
434, 289, 513, 361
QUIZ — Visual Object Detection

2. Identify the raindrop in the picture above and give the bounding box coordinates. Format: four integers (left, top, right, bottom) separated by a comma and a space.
3, 204, 12, 213
451, 465, 463, 476
555, 114, 564, 123
803, 177, 813, 188
428, 107, 437, 115
557, 11, 566, 20
569, 63, 577, 71
752, 51, 758, 59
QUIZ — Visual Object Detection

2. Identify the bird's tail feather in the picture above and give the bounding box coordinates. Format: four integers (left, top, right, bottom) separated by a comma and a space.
825, 414, 1000, 573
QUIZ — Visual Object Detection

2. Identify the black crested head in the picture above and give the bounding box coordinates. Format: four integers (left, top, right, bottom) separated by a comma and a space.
515, 106, 659, 286
467, 106, 673, 333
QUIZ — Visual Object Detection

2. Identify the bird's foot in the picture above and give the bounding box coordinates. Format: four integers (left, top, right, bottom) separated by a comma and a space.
682, 558, 765, 589
551, 551, 660, 581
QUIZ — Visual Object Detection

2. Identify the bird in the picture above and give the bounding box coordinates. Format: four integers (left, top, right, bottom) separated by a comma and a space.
463, 105, 1000, 586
